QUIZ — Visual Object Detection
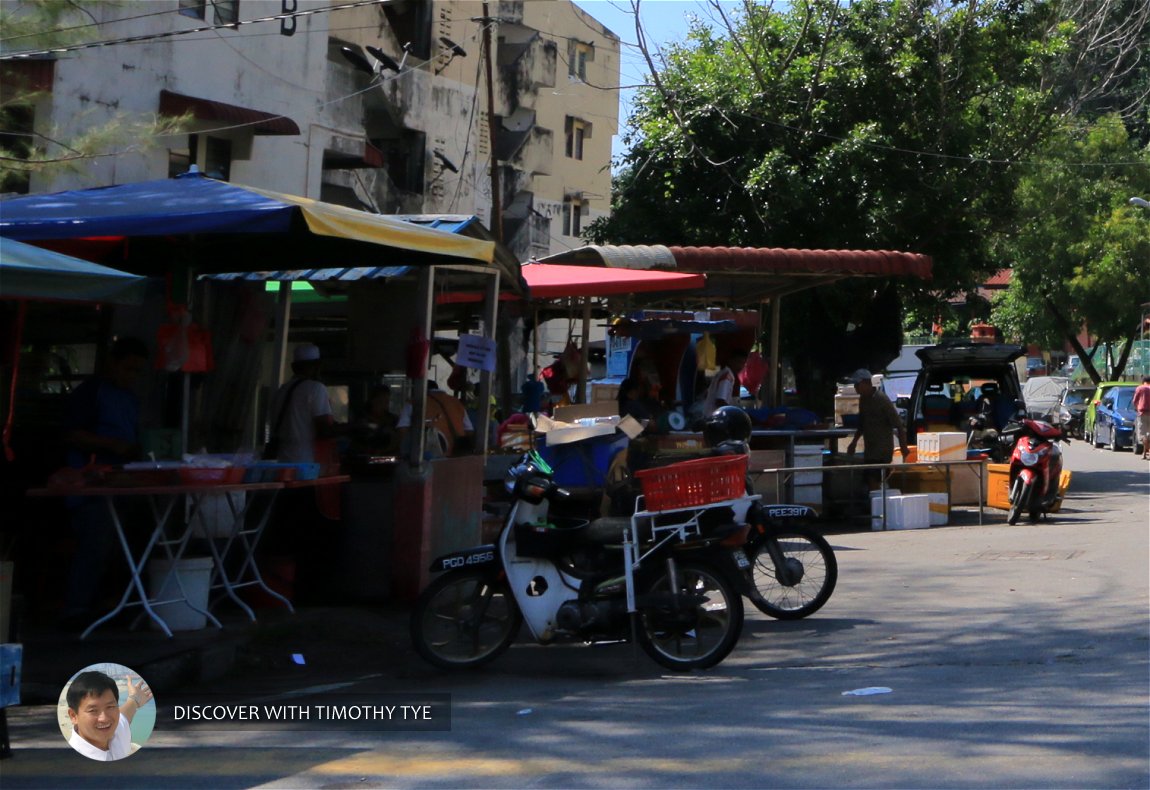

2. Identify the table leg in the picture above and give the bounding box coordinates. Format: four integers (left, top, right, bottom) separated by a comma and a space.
82, 495, 175, 639
160, 493, 223, 630
204, 491, 257, 621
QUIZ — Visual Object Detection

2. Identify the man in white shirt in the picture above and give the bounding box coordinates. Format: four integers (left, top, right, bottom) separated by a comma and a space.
267, 343, 337, 463
702, 349, 748, 415
66, 671, 152, 761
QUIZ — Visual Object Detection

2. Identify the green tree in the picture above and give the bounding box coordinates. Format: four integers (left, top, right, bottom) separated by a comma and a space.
993, 116, 1150, 383
588, 0, 1147, 405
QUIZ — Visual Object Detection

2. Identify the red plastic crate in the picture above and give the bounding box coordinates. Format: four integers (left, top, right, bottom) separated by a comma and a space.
634, 455, 748, 511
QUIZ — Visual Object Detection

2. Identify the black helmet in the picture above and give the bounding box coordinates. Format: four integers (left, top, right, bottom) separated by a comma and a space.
703, 405, 752, 446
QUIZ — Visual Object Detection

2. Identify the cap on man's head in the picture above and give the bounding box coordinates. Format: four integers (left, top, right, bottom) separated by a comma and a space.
293, 343, 321, 363
849, 369, 873, 385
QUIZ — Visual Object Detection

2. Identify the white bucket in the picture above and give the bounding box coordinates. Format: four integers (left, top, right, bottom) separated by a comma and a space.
146, 557, 214, 631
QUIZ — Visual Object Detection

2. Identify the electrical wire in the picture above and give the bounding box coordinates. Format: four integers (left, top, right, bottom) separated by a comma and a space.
0, 0, 393, 60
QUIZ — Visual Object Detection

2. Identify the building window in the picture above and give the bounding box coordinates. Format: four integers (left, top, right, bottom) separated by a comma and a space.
204, 136, 232, 180
167, 134, 232, 180
179, 0, 206, 20
569, 41, 593, 81
213, 0, 239, 26
564, 117, 588, 160
562, 197, 584, 237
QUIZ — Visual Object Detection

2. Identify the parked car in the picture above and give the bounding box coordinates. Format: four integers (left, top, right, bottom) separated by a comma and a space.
1091, 382, 1139, 451
908, 343, 1025, 437
1056, 385, 1096, 439
1083, 381, 1126, 444
1026, 357, 1047, 378
1021, 376, 1069, 421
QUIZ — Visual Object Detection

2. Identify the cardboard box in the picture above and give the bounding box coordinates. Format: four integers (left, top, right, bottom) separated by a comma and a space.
534, 412, 643, 446
748, 449, 786, 504
918, 432, 967, 462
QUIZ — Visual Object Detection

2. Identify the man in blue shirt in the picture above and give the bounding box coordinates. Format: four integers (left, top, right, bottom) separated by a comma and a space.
62, 337, 149, 624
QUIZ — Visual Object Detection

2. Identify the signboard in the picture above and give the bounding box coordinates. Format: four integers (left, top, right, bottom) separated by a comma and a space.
457, 333, 496, 372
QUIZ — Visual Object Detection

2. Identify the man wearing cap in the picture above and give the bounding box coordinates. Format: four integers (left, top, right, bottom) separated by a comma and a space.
266, 343, 344, 604
846, 369, 909, 476
268, 343, 338, 463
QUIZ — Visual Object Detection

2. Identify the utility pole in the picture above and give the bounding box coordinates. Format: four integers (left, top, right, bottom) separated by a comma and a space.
481, 3, 502, 242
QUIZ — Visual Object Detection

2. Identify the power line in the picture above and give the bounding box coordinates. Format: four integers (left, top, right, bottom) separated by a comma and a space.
0, 0, 392, 60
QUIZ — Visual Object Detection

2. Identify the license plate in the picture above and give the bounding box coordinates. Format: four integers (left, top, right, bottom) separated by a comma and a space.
732, 548, 751, 570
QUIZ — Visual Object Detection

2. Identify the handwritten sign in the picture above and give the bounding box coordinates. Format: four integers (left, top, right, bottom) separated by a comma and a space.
457, 333, 496, 372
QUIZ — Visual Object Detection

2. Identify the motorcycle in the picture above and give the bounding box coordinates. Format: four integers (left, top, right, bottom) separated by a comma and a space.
410, 450, 747, 671
742, 502, 838, 620
972, 402, 1068, 524
1004, 413, 1068, 525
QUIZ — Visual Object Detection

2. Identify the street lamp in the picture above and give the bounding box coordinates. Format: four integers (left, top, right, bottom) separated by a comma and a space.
1130, 197, 1150, 209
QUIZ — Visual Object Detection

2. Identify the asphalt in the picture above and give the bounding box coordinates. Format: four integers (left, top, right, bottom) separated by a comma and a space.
12, 506, 996, 706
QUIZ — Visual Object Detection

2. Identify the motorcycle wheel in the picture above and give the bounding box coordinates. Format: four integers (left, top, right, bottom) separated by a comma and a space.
746, 527, 838, 620
636, 560, 743, 671
410, 569, 522, 670
1007, 480, 1032, 525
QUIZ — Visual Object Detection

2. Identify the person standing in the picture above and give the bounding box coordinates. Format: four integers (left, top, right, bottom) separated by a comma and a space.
265, 343, 343, 604
1133, 375, 1150, 459
703, 349, 748, 415
267, 343, 339, 464
846, 369, 910, 481
62, 336, 149, 624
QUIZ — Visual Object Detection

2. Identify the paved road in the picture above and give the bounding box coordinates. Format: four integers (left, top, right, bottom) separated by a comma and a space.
6, 442, 1148, 788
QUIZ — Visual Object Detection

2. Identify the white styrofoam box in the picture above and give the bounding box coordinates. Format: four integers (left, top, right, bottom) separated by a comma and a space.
792, 484, 822, 506
793, 445, 824, 485
925, 492, 949, 526
869, 489, 902, 530
889, 494, 931, 530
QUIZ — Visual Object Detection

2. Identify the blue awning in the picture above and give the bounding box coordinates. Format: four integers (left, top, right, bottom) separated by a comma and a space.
0, 172, 495, 271
0, 238, 146, 304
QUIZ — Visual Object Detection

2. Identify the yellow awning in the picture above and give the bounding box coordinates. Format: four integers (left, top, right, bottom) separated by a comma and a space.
243, 185, 496, 265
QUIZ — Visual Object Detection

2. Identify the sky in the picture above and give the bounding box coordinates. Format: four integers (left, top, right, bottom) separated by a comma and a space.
570, 1, 743, 162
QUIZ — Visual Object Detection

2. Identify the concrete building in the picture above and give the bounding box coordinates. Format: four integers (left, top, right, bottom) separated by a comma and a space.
2, 0, 619, 261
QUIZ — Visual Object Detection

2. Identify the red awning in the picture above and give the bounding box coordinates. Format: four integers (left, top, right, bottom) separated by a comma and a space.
159, 89, 300, 136
522, 263, 704, 299
535, 245, 932, 304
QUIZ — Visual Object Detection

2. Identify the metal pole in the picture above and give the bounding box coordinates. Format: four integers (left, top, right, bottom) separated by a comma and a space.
577, 299, 591, 403
482, 3, 502, 243
476, 270, 501, 454
409, 267, 435, 467
768, 296, 782, 407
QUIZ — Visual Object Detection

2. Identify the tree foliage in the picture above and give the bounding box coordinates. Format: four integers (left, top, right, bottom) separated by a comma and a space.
588, 0, 1148, 401
994, 116, 1150, 383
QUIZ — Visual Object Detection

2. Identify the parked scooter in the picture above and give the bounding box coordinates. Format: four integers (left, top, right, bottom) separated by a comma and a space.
1003, 409, 1069, 525
410, 450, 747, 671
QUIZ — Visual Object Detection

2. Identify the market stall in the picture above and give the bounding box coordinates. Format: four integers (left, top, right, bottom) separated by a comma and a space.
1, 173, 501, 610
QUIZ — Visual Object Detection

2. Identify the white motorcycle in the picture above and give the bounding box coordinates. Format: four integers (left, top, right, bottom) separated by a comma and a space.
410, 451, 750, 671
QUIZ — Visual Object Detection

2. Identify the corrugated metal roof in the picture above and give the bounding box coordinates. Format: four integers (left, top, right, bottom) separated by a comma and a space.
536, 244, 932, 304
207, 266, 412, 282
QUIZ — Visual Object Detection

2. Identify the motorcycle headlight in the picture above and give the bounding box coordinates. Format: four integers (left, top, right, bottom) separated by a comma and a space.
1020, 451, 1040, 466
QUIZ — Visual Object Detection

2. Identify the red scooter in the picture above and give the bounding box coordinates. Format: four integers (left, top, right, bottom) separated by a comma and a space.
999, 403, 1069, 524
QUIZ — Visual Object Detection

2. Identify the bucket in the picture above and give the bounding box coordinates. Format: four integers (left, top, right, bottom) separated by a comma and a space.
146, 557, 214, 631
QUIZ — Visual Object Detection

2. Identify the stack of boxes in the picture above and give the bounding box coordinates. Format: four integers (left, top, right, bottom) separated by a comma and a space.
918, 430, 983, 507
870, 488, 932, 530
792, 445, 824, 508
